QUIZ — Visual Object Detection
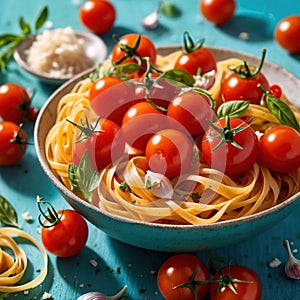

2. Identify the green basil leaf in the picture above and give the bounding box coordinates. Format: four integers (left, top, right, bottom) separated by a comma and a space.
114, 62, 142, 74
0, 34, 20, 47
217, 100, 249, 119
159, 1, 181, 18
68, 151, 100, 203
0, 195, 19, 227
19, 17, 31, 36
35, 6, 48, 32
162, 68, 195, 87
266, 95, 300, 132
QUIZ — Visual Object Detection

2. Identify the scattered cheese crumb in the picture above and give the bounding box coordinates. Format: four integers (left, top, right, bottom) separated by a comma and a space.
42, 291, 52, 299
22, 211, 33, 222
150, 269, 156, 275
89, 259, 98, 267
239, 32, 250, 40
79, 283, 84, 288
268, 258, 282, 268
23, 290, 29, 295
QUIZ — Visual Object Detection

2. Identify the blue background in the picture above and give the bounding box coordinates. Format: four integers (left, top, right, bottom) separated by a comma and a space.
0, 0, 300, 299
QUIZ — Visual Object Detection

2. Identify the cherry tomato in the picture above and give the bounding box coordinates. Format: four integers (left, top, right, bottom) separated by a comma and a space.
275, 15, 300, 54
221, 68, 269, 105
167, 90, 215, 136
73, 117, 125, 171
0, 83, 31, 124
201, 117, 258, 175
111, 33, 157, 75
121, 102, 164, 153
157, 254, 210, 300
200, 0, 236, 26
0, 121, 27, 166
26, 106, 40, 121
41, 208, 88, 258
79, 0, 116, 35
257, 125, 300, 173
145, 129, 195, 178
210, 265, 262, 300
269, 84, 282, 99
89, 76, 134, 125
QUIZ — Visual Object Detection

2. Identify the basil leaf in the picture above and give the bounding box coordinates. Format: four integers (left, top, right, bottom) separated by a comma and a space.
266, 95, 300, 132
68, 151, 100, 203
0, 195, 19, 227
159, 1, 180, 18
19, 17, 31, 36
162, 68, 195, 87
35, 6, 48, 32
217, 100, 249, 119
0, 34, 20, 47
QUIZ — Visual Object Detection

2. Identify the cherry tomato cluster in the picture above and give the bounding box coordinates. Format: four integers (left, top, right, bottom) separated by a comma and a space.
0, 83, 39, 166
157, 253, 262, 300
70, 32, 300, 181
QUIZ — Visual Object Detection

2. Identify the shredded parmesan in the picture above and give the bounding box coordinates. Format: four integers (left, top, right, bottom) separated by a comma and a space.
0, 227, 48, 293
268, 257, 282, 268
26, 27, 93, 78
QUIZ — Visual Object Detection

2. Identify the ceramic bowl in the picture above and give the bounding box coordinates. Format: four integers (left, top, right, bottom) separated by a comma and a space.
34, 46, 300, 252
14, 30, 107, 85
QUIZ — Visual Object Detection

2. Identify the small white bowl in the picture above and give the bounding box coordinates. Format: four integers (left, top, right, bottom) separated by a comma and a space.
14, 30, 107, 85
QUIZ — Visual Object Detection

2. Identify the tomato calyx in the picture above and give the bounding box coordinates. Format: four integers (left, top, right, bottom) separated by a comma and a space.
182, 31, 205, 54
9, 123, 28, 153
66, 116, 103, 142
37, 195, 63, 228
228, 48, 267, 79
258, 84, 300, 132
175, 265, 211, 300
206, 116, 250, 151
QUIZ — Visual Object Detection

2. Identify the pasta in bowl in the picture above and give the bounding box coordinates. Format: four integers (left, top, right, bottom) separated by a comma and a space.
34, 44, 300, 252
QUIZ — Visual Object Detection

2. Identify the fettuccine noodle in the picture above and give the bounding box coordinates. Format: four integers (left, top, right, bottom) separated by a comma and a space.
45, 50, 300, 225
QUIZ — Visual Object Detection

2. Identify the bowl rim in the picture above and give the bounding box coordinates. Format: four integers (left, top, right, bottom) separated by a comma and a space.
34, 45, 300, 230
13, 29, 107, 83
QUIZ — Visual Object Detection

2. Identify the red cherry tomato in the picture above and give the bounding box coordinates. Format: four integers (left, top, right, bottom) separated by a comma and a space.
257, 125, 300, 173
145, 129, 195, 178
167, 90, 215, 136
201, 117, 258, 175
89, 76, 134, 125
26, 106, 40, 121
157, 254, 210, 300
0, 121, 27, 166
200, 0, 236, 25
0, 83, 31, 124
275, 15, 300, 54
73, 118, 124, 171
269, 84, 282, 99
111, 33, 157, 76
210, 265, 262, 300
40, 208, 88, 258
174, 47, 217, 76
221, 70, 269, 105
121, 102, 164, 153
79, 0, 116, 35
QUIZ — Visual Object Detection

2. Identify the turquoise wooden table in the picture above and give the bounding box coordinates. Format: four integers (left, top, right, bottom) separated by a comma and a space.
1, 0, 300, 299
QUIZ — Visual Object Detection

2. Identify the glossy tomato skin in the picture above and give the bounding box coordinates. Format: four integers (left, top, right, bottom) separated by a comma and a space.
201, 118, 258, 175
89, 76, 135, 125
221, 72, 270, 105
200, 0, 236, 25
0, 121, 27, 166
174, 47, 217, 76
111, 33, 157, 66
41, 209, 88, 258
210, 265, 262, 300
167, 91, 215, 136
257, 125, 300, 173
0, 83, 31, 124
275, 15, 300, 54
157, 254, 210, 300
73, 118, 124, 171
145, 129, 195, 178
79, 0, 116, 35
121, 102, 164, 153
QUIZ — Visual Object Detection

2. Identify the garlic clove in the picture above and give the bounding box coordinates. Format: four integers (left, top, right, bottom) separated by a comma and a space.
283, 240, 300, 280
141, 2, 162, 30
78, 285, 127, 300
